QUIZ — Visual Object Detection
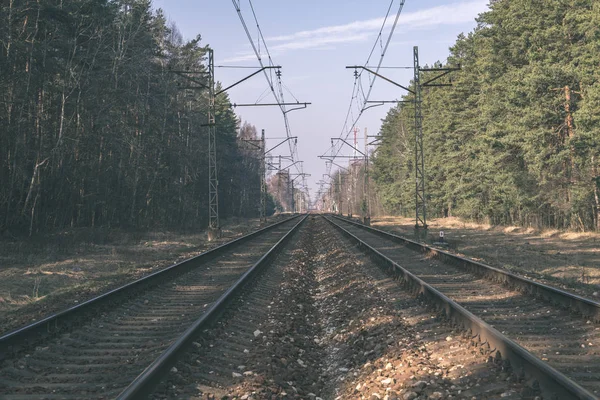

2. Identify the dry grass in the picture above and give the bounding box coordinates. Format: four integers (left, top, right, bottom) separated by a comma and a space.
0, 215, 286, 333
371, 215, 600, 299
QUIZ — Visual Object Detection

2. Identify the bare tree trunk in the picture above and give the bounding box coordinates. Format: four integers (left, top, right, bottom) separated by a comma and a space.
29, 192, 39, 236
593, 155, 600, 231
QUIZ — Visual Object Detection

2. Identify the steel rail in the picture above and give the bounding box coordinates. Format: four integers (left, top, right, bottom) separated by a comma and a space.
117, 214, 308, 399
331, 215, 600, 321
324, 215, 596, 400
0, 215, 302, 358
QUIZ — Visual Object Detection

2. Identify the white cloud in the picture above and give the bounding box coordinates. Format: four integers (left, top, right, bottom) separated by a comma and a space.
271, 33, 372, 51
267, 19, 388, 43
222, 1, 487, 63
222, 52, 262, 64
222, 34, 371, 63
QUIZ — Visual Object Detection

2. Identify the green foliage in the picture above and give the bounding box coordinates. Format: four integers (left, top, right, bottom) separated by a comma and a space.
372, 0, 600, 230
0, 0, 265, 234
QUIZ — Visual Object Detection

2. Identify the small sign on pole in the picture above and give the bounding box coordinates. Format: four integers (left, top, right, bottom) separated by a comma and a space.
434, 230, 449, 246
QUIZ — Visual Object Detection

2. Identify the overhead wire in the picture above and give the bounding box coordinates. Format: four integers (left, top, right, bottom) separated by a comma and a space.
325, 0, 397, 169
247, 0, 302, 168
282, 82, 300, 103
254, 86, 271, 104
323, 0, 406, 185
232, 0, 308, 199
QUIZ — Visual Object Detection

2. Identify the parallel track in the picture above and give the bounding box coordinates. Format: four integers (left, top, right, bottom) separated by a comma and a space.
149, 234, 291, 399
2, 213, 598, 399
152, 215, 530, 399
0, 216, 305, 399
326, 215, 600, 400
322, 217, 531, 399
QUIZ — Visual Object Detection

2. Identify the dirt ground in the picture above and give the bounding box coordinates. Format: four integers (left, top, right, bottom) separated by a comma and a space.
371, 215, 600, 299
0, 214, 288, 334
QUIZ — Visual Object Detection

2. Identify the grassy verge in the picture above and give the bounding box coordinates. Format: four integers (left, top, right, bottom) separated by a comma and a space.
0, 215, 288, 334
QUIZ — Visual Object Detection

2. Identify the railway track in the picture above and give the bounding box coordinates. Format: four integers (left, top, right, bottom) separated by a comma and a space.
152, 260, 287, 397
0, 215, 305, 399
2, 213, 598, 399
150, 215, 530, 399
321, 217, 530, 399
149, 216, 322, 399
326, 215, 600, 400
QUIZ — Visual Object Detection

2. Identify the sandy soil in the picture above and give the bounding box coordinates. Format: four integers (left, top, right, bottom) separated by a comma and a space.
370, 215, 600, 299
0, 215, 288, 334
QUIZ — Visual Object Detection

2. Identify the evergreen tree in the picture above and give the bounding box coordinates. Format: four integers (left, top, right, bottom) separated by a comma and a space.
371, 0, 600, 231
0, 0, 266, 234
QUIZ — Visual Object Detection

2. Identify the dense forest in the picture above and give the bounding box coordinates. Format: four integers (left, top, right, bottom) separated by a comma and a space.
371, 0, 600, 231
0, 0, 275, 235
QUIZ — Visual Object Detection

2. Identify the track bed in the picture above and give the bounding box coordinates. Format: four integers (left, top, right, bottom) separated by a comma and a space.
0, 219, 300, 399
150, 216, 528, 399
3, 215, 596, 399
329, 216, 600, 397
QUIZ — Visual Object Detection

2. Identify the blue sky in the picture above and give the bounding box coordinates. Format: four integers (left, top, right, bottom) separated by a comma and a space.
151, 0, 488, 201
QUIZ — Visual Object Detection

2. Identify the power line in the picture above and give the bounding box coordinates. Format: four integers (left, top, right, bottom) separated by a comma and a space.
232, 0, 310, 200
216, 65, 263, 68
364, 66, 413, 69
232, 1, 306, 177
328, 0, 405, 169
324, 0, 406, 181
247, 0, 302, 166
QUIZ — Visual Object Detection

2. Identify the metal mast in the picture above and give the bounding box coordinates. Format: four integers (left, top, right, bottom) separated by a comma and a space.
290, 173, 310, 213
413, 46, 427, 230
338, 172, 343, 215
207, 49, 220, 240
260, 129, 267, 224
171, 49, 305, 237
327, 138, 370, 224
412, 46, 460, 230
291, 177, 295, 213
364, 127, 371, 225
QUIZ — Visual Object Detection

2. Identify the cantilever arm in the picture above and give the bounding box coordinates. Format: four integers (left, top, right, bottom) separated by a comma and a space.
171, 70, 209, 89
241, 138, 261, 150
266, 137, 297, 154
282, 161, 302, 171
284, 103, 311, 114
216, 66, 280, 95
331, 137, 366, 157
346, 66, 415, 94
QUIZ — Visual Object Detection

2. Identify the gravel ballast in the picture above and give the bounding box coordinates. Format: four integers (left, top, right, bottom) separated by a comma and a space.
150, 216, 529, 399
